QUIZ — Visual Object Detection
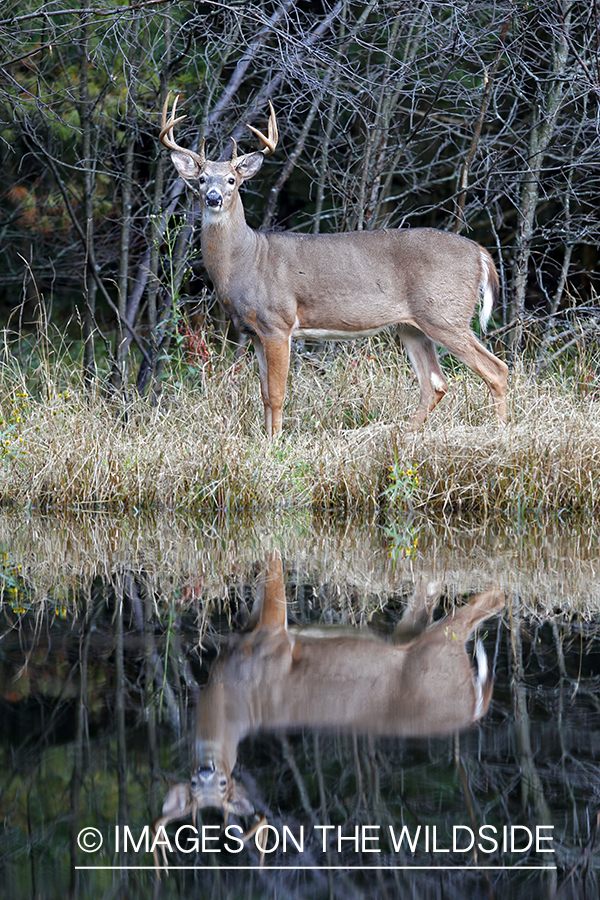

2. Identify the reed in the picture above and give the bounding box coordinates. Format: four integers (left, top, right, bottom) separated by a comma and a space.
0, 329, 598, 518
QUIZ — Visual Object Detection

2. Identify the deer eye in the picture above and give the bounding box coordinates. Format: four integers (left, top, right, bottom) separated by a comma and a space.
199, 176, 205, 185
228, 177, 235, 185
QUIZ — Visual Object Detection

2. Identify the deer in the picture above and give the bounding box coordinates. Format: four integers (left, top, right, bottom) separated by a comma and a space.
159, 94, 509, 437
152, 550, 504, 867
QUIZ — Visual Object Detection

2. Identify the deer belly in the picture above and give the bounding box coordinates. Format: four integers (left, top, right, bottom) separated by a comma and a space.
292, 323, 389, 341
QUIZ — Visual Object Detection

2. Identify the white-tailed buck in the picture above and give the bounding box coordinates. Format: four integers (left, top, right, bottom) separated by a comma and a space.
160, 94, 508, 436
153, 551, 504, 861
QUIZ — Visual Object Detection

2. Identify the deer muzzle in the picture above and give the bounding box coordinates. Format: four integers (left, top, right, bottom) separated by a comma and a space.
205, 190, 223, 209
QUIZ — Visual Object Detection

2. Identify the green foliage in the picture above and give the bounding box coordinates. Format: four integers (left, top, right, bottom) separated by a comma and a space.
386, 521, 420, 567
383, 452, 421, 508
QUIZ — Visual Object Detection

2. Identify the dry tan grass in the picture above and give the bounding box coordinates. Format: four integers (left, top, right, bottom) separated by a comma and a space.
0, 334, 598, 517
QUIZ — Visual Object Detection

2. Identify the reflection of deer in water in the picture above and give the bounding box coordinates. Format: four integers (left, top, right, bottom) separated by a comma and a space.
154, 551, 503, 849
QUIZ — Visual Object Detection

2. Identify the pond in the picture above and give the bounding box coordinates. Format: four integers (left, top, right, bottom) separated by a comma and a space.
1, 512, 599, 900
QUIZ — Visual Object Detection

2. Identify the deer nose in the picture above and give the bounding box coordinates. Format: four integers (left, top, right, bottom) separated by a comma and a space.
198, 763, 216, 780
205, 190, 222, 209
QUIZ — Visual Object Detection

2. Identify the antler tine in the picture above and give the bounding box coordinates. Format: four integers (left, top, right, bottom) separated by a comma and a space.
159, 92, 185, 149
159, 91, 205, 168
245, 100, 278, 156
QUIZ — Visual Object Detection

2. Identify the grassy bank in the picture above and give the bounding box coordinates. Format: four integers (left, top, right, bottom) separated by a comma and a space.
0, 333, 598, 517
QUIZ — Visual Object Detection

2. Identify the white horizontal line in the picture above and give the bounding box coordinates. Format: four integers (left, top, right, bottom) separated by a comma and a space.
76, 865, 557, 871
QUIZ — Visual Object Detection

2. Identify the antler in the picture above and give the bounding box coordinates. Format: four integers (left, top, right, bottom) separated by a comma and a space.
151, 781, 267, 878
160, 91, 276, 172
159, 91, 206, 170
231, 100, 278, 167
246, 100, 278, 156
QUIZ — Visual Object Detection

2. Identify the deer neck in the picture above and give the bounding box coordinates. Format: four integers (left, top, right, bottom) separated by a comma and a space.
194, 676, 248, 778
201, 196, 258, 291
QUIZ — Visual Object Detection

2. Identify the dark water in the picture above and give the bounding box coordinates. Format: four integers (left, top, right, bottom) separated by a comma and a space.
1, 514, 599, 899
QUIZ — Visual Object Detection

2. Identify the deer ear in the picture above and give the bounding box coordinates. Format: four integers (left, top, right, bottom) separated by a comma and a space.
159, 782, 193, 820
227, 779, 255, 818
234, 152, 265, 182
171, 150, 203, 181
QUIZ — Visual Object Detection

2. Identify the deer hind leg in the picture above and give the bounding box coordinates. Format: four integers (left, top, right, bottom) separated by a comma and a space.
428, 328, 508, 425
442, 588, 505, 643
252, 336, 291, 437
397, 324, 449, 429
392, 576, 442, 643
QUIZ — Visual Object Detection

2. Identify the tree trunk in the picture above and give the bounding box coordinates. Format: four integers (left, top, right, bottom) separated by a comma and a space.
511, 3, 572, 355
79, 8, 97, 384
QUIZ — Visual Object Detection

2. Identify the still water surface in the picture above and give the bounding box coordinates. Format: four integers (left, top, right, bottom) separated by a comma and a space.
1, 513, 599, 899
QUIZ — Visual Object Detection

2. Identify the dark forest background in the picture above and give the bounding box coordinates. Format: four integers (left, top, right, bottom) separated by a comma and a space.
1, 0, 599, 392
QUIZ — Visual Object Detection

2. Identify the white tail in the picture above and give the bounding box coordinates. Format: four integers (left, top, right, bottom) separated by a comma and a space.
479, 253, 496, 332
152, 551, 504, 864
160, 94, 509, 436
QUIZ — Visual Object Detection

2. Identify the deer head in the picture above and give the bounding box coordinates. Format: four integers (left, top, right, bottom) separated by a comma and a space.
151, 757, 258, 877
160, 92, 278, 215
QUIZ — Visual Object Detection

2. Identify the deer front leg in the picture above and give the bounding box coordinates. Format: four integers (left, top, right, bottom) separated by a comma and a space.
252, 336, 291, 437
254, 550, 288, 631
